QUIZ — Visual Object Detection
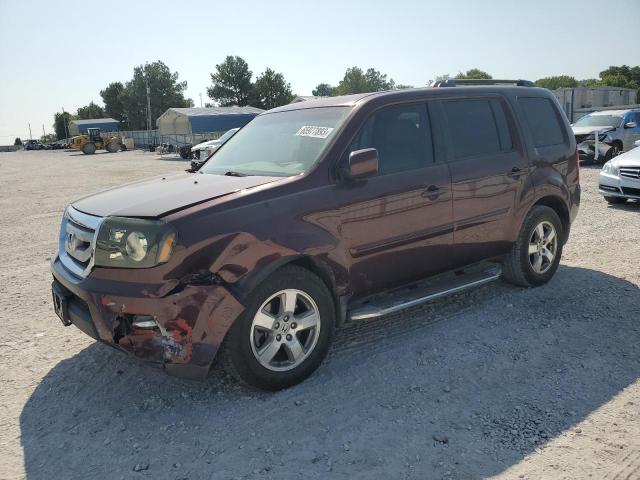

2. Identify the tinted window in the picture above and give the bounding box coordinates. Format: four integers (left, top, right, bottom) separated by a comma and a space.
350, 103, 433, 174
518, 97, 565, 147
442, 99, 505, 159
490, 99, 514, 152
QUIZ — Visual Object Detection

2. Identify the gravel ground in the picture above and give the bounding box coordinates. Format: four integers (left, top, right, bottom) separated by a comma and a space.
1, 149, 639, 480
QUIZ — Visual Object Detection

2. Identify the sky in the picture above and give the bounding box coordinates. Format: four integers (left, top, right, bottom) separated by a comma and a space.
1, 0, 639, 142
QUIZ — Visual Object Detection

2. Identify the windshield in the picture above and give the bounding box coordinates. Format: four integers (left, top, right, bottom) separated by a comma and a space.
200, 107, 351, 177
574, 114, 623, 128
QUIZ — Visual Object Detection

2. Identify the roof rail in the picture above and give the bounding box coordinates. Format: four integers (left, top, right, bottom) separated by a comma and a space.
430, 79, 534, 88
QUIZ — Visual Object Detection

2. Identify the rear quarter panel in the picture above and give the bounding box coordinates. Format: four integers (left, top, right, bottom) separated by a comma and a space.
506, 90, 579, 238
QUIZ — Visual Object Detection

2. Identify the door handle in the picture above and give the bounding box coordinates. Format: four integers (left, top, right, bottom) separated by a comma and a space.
508, 166, 523, 178
421, 184, 444, 198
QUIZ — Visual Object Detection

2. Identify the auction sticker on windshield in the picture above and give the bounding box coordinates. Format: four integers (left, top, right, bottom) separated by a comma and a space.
296, 126, 334, 139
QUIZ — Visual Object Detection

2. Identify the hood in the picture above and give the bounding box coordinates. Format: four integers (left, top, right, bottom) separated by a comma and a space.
610, 146, 640, 167
572, 125, 615, 136
72, 172, 280, 218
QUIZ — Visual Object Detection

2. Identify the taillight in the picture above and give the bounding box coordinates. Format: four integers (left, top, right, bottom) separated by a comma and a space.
575, 148, 580, 185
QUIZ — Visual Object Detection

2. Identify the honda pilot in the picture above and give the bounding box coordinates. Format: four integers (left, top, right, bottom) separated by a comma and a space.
51, 80, 580, 390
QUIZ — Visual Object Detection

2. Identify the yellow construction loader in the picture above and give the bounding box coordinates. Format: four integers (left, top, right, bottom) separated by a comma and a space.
70, 128, 121, 154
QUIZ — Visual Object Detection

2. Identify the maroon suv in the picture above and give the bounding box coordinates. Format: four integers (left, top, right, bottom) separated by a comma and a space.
51, 80, 580, 390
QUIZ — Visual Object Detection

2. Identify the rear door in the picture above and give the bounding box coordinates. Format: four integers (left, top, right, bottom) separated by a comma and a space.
435, 96, 529, 266
337, 102, 454, 297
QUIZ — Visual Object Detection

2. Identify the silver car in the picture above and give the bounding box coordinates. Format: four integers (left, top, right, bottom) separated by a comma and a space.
190, 128, 239, 160
599, 145, 640, 203
573, 109, 640, 163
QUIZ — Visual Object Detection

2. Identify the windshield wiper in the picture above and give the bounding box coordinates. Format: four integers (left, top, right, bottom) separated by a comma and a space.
224, 170, 249, 177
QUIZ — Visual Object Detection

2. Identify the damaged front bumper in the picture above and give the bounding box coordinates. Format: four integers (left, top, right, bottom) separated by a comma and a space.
51, 256, 244, 380
577, 140, 613, 163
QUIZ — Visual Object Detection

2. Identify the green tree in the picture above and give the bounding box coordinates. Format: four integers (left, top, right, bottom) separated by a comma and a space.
207, 56, 254, 106
40, 133, 56, 143
455, 69, 492, 80
577, 78, 600, 87
595, 66, 640, 98
100, 82, 126, 122
14, 137, 22, 146
53, 111, 75, 140
599, 73, 633, 88
76, 101, 105, 119
252, 68, 293, 110
333, 67, 395, 95
394, 84, 414, 90
120, 61, 192, 130
599, 65, 640, 86
312, 83, 334, 96
534, 75, 578, 90
428, 74, 450, 85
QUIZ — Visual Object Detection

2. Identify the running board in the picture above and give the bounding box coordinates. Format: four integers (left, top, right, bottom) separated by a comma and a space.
349, 265, 502, 321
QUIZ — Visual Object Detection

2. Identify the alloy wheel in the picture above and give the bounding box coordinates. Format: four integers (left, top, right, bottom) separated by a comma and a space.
528, 220, 558, 274
250, 289, 321, 372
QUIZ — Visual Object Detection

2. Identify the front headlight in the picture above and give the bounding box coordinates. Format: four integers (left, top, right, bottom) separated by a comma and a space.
602, 161, 619, 176
94, 217, 176, 268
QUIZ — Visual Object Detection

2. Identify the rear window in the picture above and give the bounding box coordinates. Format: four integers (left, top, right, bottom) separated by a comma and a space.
442, 99, 512, 159
518, 97, 565, 147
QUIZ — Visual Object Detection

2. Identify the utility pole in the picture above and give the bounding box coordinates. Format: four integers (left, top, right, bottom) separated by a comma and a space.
62, 107, 69, 139
144, 66, 152, 131
42, 124, 46, 139
28, 123, 32, 140
199, 93, 203, 107
146, 84, 152, 131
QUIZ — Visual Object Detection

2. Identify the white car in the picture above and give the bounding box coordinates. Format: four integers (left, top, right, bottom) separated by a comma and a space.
599, 146, 640, 204
190, 128, 239, 159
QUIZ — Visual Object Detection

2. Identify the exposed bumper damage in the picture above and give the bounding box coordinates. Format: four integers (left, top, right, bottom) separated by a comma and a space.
51, 257, 244, 380
575, 130, 614, 163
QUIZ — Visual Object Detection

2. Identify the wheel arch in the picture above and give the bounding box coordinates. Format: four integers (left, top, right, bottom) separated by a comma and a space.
232, 254, 346, 327
531, 195, 570, 243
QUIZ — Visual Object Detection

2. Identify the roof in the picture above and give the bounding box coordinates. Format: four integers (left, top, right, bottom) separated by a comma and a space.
268, 86, 546, 114
290, 95, 329, 103
167, 106, 264, 117
70, 118, 118, 125
269, 93, 377, 113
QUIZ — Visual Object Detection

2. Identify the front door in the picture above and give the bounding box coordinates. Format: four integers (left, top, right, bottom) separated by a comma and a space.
337, 103, 454, 297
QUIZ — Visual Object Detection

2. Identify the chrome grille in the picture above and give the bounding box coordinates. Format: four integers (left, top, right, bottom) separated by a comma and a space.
58, 206, 103, 277
620, 166, 640, 180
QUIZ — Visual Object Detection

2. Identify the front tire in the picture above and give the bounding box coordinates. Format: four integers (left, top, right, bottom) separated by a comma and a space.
502, 206, 564, 287
82, 142, 96, 154
220, 265, 335, 391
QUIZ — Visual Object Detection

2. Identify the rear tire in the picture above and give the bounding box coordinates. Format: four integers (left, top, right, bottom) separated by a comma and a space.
219, 265, 335, 391
604, 196, 627, 204
502, 206, 564, 287
81, 142, 96, 155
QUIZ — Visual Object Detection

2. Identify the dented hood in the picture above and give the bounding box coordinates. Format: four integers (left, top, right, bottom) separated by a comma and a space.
572, 125, 615, 136
72, 172, 280, 218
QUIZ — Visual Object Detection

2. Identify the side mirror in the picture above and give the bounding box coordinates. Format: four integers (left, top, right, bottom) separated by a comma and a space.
344, 148, 379, 180
624, 121, 637, 129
